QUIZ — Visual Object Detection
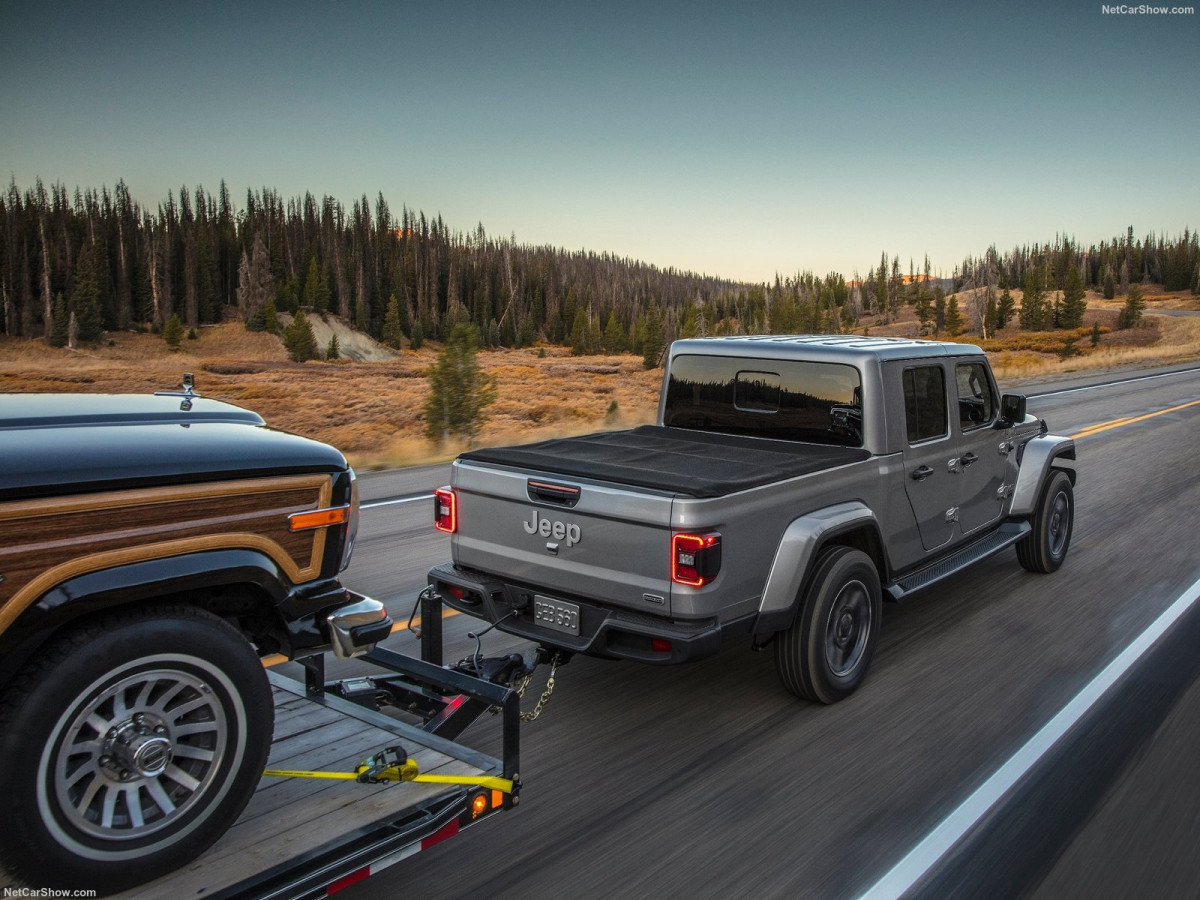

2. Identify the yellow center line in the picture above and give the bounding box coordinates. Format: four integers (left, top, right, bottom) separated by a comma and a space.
1071, 398, 1200, 439
261, 607, 462, 668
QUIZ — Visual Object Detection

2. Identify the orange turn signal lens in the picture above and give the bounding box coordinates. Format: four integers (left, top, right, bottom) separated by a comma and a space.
288, 506, 349, 532
471, 792, 489, 818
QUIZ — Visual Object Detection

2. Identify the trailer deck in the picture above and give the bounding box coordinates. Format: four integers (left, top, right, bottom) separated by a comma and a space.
90, 668, 500, 898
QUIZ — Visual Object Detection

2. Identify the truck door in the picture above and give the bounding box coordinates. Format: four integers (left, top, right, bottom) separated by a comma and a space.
899, 363, 957, 551
953, 359, 1008, 534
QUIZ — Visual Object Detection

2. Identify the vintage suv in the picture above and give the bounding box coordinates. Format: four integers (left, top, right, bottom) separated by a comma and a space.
428, 335, 1076, 703
0, 378, 390, 891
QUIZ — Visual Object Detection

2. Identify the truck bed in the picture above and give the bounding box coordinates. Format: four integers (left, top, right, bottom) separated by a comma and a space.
460, 425, 871, 498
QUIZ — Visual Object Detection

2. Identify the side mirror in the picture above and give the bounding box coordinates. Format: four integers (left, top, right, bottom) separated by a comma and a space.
996, 393, 1026, 428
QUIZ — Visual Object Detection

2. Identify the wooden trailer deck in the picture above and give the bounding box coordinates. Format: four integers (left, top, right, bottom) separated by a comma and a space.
106, 671, 501, 899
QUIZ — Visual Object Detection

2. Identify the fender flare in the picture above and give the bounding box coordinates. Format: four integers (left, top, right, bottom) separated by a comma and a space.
753, 501, 883, 636
1010, 434, 1077, 518
0, 548, 294, 688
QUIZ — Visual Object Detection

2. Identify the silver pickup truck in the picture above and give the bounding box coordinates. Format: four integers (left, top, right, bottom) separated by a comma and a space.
428, 335, 1076, 703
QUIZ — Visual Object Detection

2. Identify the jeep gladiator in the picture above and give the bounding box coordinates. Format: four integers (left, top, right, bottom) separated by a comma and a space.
428, 335, 1076, 703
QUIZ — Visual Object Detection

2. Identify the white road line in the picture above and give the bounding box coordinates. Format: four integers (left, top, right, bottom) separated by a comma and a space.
1032, 366, 1200, 399
362, 494, 433, 510
857, 572, 1200, 900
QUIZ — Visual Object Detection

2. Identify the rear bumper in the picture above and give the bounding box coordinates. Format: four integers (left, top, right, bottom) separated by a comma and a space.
427, 563, 737, 664
326, 591, 393, 659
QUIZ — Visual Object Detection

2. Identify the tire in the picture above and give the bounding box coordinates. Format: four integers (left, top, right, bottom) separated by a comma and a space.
775, 546, 882, 704
0, 606, 273, 893
1016, 469, 1074, 574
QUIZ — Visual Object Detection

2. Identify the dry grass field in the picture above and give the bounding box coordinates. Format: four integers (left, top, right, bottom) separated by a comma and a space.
2, 287, 1197, 469
0, 322, 662, 468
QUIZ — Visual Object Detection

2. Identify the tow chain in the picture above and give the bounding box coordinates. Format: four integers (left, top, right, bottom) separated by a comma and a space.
498, 651, 561, 722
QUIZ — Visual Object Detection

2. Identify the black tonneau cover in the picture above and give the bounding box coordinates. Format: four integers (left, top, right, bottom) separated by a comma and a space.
458, 426, 872, 498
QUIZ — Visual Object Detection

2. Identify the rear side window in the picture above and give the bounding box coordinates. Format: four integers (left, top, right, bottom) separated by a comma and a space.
663, 354, 863, 446
903, 365, 947, 443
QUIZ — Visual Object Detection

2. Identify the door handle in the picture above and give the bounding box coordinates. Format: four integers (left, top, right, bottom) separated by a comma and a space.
960, 452, 978, 467
911, 465, 934, 481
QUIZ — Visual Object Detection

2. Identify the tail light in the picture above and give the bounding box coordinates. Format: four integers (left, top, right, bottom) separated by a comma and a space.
434, 487, 457, 534
671, 532, 722, 587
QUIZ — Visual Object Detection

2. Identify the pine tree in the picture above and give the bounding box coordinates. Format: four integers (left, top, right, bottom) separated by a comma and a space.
569, 306, 590, 355
49, 293, 69, 347
72, 242, 106, 343
995, 288, 1016, 331
303, 257, 320, 309
326, 333, 340, 360
1059, 266, 1087, 329
283, 310, 318, 361
1117, 282, 1145, 329
642, 303, 664, 369
1019, 270, 1047, 331
382, 293, 403, 349
163, 312, 184, 350
424, 323, 496, 447
263, 295, 278, 334
602, 310, 626, 353
943, 295, 965, 337
1103, 269, 1116, 300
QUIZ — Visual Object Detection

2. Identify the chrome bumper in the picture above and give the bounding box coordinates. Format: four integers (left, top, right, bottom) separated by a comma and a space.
326, 592, 392, 659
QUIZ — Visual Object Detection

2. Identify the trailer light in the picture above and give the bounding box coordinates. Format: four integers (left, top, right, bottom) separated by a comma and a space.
671, 532, 722, 587
651, 638, 673, 653
470, 791, 489, 819
434, 487, 457, 533
491, 789, 505, 809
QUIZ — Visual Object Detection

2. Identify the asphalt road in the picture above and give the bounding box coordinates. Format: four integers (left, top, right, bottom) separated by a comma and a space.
329, 363, 1200, 900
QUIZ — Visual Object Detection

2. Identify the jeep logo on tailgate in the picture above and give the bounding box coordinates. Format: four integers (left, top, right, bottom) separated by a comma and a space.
523, 509, 582, 547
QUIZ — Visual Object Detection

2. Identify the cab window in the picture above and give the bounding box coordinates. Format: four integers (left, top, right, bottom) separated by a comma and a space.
955, 362, 996, 429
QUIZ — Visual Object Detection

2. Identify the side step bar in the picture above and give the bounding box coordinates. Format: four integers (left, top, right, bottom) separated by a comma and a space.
887, 521, 1031, 601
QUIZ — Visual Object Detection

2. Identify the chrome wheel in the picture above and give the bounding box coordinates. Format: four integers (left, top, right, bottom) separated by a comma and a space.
39, 657, 235, 848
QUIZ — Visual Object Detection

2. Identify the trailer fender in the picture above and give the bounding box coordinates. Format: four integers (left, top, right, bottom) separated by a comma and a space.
753, 501, 881, 636
1010, 434, 1076, 518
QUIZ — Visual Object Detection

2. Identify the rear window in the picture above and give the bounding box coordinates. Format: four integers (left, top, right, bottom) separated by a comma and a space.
662, 354, 863, 447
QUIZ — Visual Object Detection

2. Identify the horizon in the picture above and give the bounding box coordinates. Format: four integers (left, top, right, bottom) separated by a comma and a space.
2, 2, 1197, 283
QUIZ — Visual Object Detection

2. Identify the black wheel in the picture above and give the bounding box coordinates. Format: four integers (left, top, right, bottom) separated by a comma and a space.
0, 607, 273, 893
775, 546, 882, 703
1017, 469, 1074, 574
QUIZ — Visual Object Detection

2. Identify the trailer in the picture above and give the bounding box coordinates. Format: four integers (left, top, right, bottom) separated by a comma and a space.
5, 593, 530, 899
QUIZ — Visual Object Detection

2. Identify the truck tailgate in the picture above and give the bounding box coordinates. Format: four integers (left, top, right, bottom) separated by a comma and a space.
452, 457, 677, 614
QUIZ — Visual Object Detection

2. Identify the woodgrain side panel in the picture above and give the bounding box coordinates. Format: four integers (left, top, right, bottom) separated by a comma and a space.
0, 475, 334, 633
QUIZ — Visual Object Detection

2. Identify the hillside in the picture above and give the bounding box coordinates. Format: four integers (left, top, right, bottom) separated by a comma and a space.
1, 289, 1197, 469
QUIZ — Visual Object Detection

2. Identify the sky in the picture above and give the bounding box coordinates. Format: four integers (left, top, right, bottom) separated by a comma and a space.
2, 0, 1197, 283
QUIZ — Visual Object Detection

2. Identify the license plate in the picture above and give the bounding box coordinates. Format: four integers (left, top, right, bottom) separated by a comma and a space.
533, 595, 580, 636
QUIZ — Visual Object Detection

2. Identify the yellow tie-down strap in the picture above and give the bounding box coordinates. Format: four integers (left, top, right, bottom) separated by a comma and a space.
263, 745, 514, 794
